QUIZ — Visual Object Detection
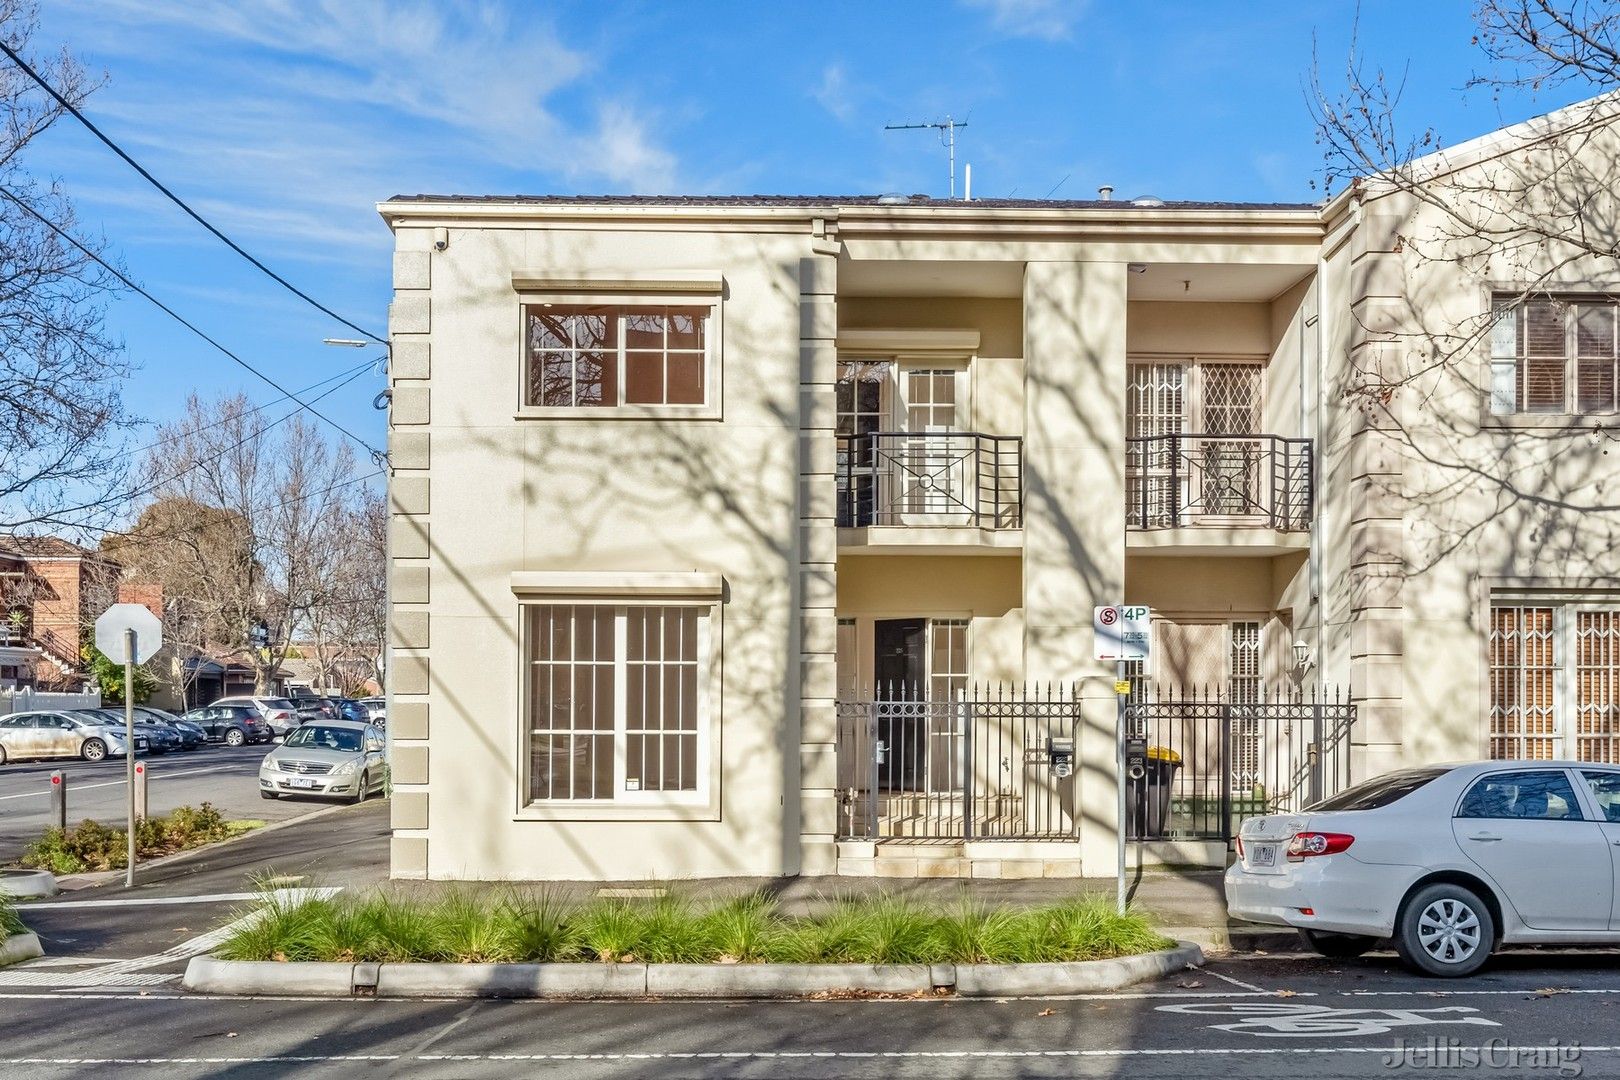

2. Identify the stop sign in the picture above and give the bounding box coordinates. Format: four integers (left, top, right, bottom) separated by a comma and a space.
94, 603, 163, 665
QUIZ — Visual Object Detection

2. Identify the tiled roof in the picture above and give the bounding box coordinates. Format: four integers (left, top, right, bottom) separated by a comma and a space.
386, 193, 1320, 212
0, 535, 96, 559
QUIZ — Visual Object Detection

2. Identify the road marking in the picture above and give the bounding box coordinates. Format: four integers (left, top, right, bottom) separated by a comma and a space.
20, 891, 267, 910
1156, 1001, 1498, 1038
1347, 987, 1620, 996
1205, 969, 1273, 994
0, 887, 340, 989
0, 767, 224, 800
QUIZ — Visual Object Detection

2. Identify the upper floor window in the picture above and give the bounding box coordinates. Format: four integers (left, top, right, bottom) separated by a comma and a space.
1490, 294, 1619, 415
523, 304, 713, 413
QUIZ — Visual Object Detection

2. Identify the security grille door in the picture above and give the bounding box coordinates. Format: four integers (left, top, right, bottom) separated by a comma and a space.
1126, 363, 1186, 524
1490, 606, 1558, 759
1576, 611, 1620, 762
1200, 365, 1262, 517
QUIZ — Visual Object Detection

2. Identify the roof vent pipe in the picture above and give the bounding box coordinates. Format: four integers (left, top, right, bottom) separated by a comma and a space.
1098, 184, 1114, 201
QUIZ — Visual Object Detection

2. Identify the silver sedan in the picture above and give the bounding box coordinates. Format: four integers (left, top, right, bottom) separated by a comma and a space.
259, 719, 387, 802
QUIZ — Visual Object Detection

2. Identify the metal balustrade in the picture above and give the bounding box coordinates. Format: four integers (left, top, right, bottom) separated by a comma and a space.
836, 432, 1022, 529
1126, 433, 1313, 531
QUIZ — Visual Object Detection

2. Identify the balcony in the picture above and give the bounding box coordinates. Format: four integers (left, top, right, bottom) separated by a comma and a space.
1126, 433, 1312, 552
837, 432, 1022, 553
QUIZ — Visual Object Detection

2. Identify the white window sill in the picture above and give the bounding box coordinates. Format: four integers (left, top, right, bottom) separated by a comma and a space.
1482, 414, 1611, 431
513, 799, 720, 823
514, 404, 720, 422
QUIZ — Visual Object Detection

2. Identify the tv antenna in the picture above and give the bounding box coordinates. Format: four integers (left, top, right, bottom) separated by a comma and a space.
884, 114, 968, 199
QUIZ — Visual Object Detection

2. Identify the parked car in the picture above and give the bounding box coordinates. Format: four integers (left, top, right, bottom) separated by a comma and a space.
135, 706, 206, 750
291, 696, 338, 725
0, 710, 148, 764
358, 696, 386, 726
179, 704, 271, 746
258, 719, 387, 803
1226, 761, 1620, 977
77, 709, 183, 755
332, 698, 370, 725
211, 695, 299, 737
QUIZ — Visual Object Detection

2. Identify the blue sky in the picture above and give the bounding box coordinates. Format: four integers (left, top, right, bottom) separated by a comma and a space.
24, 0, 1596, 463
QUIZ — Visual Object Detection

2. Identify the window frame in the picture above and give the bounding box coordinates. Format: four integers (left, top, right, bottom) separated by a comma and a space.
1454, 768, 1588, 822
511, 573, 723, 822
515, 292, 723, 421
1487, 292, 1620, 418
1488, 597, 1620, 763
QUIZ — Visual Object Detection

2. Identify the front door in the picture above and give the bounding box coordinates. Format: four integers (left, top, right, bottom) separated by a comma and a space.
874, 619, 926, 790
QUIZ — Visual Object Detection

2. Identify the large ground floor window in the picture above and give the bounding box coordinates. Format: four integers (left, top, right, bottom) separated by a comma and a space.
1490, 601, 1620, 762
526, 602, 711, 804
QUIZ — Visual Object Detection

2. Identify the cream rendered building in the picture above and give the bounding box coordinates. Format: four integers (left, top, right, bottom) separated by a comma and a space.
379, 95, 1620, 881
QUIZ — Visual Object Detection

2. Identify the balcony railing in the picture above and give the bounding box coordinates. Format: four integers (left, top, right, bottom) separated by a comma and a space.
1126, 433, 1312, 531
837, 432, 1022, 529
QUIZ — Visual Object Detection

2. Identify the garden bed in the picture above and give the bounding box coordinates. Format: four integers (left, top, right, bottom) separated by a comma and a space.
15, 803, 263, 874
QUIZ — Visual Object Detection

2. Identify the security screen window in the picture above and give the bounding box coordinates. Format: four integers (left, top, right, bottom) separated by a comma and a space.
527, 603, 707, 803
524, 305, 709, 409
1491, 294, 1620, 415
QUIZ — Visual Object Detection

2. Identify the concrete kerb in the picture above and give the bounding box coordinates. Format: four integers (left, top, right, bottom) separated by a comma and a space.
0, 868, 57, 899
0, 932, 44, 967
183, 942, 1204, 999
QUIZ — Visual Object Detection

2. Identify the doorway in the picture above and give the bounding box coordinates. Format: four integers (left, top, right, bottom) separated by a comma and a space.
874, 618, 926, 789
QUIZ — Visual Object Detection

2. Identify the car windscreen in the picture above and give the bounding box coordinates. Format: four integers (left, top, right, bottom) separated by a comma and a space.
1307, 767, 1449, 812
283, 726, 364, 752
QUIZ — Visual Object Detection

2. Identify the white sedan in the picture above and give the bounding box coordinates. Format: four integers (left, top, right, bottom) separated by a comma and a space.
1226, 761, 1620, 976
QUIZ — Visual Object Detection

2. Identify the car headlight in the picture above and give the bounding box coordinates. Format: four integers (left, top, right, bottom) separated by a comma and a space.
331, 760, 358, 777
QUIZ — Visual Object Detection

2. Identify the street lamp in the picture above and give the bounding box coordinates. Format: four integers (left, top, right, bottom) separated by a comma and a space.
322, 338, 369, 348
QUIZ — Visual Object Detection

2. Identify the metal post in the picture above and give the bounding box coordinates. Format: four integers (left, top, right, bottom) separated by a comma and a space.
49, 770, 66, 832
1116, 659, 1128, 916
1168, 434, 1181, 528
961, 694, 974, 842
1309, 697, 1325, 806
133, 760, 147, 822
124, 626, 136, 888
1219, 703, 1233, 845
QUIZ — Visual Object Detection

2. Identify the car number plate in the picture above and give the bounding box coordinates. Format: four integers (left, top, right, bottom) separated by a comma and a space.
1250, 843, 1276, 868
290, 778, 319, 789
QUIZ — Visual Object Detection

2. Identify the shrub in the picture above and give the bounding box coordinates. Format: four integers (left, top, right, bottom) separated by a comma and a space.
218, 886, 1175, 967
17, 803, 238, 873
0, 893, 22, 940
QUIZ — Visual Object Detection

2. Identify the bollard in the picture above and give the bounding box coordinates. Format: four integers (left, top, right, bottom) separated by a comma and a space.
133, 760, 148, 822
49, 770, 66, 832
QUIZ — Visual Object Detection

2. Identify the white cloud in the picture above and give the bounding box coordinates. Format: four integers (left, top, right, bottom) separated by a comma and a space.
813, 62, 855, 122
961, 0, 1088, 41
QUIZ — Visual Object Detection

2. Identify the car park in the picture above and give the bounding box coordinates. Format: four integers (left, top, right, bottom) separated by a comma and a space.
179, 703, 270, 746
358, 696, 386, 726
77, 708, 183, 754
1226, 761, 1620, 977
0, 710, 148, 763
210, 695, 299, 737
134, 706, 206, 750
332, 697, 370, 724
258, 719, 387, 803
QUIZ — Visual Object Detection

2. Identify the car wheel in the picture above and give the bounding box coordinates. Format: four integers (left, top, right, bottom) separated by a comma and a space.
224, 728, 246, 747
353, 771, 369, 804
0, 744, 8, 765
81, 739, 107, 762
1300, 929, 1379, 959
1396, 883, 1495, 977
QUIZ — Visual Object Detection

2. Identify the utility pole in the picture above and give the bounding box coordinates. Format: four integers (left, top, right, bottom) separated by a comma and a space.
884, 115, 968, 199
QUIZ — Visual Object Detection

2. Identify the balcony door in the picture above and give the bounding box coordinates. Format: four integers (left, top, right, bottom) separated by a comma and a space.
1126, 360, 1262, 526
898, 367, 969, 523
836, 361, 890, 527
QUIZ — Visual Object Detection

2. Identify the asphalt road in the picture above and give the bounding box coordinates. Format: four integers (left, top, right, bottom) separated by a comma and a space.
0, 742, 343, 862
4, 949, 1620, 1078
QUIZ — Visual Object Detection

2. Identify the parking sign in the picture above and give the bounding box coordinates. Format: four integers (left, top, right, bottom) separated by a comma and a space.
1093, 605, 1151, 662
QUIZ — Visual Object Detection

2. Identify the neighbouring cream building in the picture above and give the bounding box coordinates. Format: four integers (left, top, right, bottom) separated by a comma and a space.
379, 94, 1620, 882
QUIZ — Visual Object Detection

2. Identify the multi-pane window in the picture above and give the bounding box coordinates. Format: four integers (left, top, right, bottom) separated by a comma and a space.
929, 619, 969, 702
1491, 295, 1620, 415
1126, 360, 1265, 522
524, 305, 709, 409
836, 362, 890, 527
527, 603, 708, 803
1488, 605, 1562, 760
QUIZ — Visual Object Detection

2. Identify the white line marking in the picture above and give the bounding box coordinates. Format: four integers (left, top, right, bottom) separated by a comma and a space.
1347, 987, 1620, 996
20, 891, 264, 910
1206, 969, 1272, 993
0, 767, 225, 801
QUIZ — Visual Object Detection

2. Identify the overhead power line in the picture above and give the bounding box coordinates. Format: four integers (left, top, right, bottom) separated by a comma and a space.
0, 186, 384, 461
0, 39, 385, 345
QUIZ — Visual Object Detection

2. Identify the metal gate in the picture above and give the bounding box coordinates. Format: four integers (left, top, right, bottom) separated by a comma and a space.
1125, 685, 1355, 842
836, 684, 1080, 840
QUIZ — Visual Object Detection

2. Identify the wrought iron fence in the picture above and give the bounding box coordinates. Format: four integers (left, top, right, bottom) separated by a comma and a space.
1126, 684, 1355, 842
1126, 433, 1312, 531
836, 683, 1078, 840
836, 432, 1022, 529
